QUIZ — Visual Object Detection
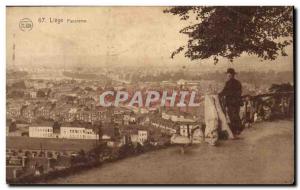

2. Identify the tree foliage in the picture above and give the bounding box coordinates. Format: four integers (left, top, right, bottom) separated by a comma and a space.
269, 83, 293, 93
164, 6, 293, 63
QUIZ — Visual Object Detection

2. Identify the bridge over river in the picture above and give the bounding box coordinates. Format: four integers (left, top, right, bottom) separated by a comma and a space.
47, 120, 294, 184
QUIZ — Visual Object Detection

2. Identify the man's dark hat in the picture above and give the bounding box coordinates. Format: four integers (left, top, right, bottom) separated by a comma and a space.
226, 68, 237, 75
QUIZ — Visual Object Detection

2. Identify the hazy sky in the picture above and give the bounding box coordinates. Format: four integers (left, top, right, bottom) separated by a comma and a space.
7, 7, 293, 71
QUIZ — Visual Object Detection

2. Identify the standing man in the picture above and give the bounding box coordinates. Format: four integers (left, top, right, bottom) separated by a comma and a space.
219, 68, 242, 136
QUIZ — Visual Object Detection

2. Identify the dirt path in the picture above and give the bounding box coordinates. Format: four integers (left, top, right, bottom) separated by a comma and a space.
48, 120, 294, 184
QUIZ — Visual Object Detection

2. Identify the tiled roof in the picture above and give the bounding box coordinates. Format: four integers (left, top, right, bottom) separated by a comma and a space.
31, 121, 53, 127
61, 121, 93, 129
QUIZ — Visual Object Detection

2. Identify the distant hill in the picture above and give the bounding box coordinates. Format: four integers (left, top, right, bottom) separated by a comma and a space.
6, 70, 28, 79
62, 71, 98, 80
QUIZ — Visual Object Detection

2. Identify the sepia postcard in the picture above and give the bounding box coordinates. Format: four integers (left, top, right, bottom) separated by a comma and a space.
6, 6, 294, 185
